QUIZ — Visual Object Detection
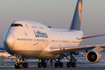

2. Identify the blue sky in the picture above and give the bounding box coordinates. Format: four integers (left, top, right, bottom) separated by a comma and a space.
0, 0, 105, 46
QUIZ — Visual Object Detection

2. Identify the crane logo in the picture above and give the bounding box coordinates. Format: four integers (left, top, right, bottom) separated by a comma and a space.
78, 1, 82, 21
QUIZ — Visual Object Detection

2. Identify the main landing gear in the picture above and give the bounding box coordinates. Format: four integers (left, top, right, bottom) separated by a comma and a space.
14, 54, 28, 69
38, 59, 47, 68
67, 52, 77, 68
37, 52, 77, 68
54, 52, 77, 68
54, 59, 63, 68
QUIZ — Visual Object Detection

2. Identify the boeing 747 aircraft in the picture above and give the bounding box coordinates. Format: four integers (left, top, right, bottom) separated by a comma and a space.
1, 0, 105, 69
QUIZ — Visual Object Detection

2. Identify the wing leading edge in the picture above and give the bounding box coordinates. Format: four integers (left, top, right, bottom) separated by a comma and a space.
50, 45, 105, 55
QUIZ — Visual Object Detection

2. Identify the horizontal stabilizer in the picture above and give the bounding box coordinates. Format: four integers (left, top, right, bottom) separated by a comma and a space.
82, 34, 105, 39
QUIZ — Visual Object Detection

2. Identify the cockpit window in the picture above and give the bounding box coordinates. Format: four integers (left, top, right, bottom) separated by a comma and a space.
11, 24, 23, 27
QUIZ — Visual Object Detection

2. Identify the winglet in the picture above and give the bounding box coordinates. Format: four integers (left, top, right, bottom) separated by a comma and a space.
69, 0, 83, 30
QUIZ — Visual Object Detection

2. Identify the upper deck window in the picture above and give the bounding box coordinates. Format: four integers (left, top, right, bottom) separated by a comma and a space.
32, 26, 37, 28
11, 24, 23, 27
39, 27, 44, 29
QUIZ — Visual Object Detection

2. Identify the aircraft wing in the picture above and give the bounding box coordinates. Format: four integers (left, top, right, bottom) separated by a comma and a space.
0, 46, 5, 50
82, 34, 105, 39
50, 44, 105, 55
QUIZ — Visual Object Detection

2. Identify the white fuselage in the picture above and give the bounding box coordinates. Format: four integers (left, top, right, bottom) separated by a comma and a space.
4, 20, 83, 59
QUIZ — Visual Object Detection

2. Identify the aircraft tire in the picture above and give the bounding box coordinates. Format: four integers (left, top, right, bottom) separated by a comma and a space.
55, 62, 58, 68
15, 64, 19, 68
18, 63, 23, 68
67, 62, 71, 68
38, 62, 42, 68
72, 62, 76, 68
23, 63, 28, 68
43, 63, 47, 68
60, 62, 63, 68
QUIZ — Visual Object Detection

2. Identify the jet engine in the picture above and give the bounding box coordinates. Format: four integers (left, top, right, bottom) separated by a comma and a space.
86, 50, 101, 63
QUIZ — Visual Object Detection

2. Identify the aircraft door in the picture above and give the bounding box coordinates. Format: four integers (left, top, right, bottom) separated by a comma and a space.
23, 24, 33, 50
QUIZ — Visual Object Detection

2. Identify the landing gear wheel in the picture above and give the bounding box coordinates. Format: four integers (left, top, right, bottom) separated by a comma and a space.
38, 62, 42, 68
15, 64, 19, 68
19, 63, 23, 68
55, 62, 58, 68
43, 63, 46, 68
72, 62, 76, 68
60, 62, 63, 68
67, 62, 76, 68
15, 63, 23, 69
55, 62, 63, 68
23, 63, 28, 68
67, 62, 71, 68
38, 59, 47, 68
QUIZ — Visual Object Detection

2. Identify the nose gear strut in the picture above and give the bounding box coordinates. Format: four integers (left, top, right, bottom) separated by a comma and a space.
14, 54, 28, 69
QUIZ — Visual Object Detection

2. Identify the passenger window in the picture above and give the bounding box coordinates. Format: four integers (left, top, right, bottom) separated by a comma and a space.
11, 24, 23, 27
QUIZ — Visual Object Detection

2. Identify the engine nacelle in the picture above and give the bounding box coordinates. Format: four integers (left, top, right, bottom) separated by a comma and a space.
86, 50, 101, 63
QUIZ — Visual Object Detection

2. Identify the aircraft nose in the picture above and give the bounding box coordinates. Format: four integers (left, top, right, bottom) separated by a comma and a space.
5, 34, 14, 49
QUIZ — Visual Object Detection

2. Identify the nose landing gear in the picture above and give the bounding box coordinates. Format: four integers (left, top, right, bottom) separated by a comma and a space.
14, 54, 28, 69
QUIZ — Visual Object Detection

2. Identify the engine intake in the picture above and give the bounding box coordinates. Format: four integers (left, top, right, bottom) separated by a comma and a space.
86, 50, 101, 63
